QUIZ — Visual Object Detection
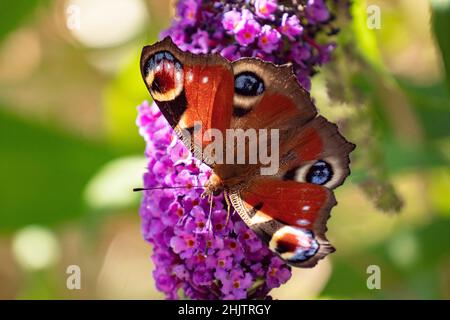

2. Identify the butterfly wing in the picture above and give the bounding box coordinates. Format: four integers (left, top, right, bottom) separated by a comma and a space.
278, 115, 355, 190
230, 179, 336, 268
230, 58, 317, 130
229, 118, 354, 267
226, 59, 355, 267
211, 58, 320, 181
140, 37, 234, 165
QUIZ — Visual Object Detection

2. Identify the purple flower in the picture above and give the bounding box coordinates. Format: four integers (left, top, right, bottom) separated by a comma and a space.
291, 43, 311, 65
220, 45, 241, 61
219, 269, 253, 299
295, 69, 312, 91
170, 233, 197, 259
160, 26, 186, 47
278, 13, 303, 40
254, 0, 278, 20
161, 0, 339, 92
222, 9, 241, 33
177, 0, 200, 27
137, 103, 292, 299
266, 256, 292, 289
257, 25, 281, 53
235, 10, 261, 46
317, 42, 337, 64
306, 0, 330, 23
191, 30, 210, 54
216, 250, 234, 270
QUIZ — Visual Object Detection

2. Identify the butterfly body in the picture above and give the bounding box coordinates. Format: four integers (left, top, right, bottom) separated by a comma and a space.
141, 37, 355, 268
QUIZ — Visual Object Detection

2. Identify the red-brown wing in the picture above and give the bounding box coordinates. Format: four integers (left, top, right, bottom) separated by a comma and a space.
230, 178, 336, 268
229, 109, 354, 268
140, 37, 234, 165
213, 58, 320, 180
278, 116, 356, 190
230, 58, 317, 131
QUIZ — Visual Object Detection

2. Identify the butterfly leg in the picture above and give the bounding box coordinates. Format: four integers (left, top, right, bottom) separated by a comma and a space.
224, 190, 232, 226
204, 193, 214, 233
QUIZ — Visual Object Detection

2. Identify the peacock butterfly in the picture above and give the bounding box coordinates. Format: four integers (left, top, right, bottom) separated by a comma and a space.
140, 37, 355, 268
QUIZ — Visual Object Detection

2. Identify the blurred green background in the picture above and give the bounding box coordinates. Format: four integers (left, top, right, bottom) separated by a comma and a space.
0, 0, 449, 299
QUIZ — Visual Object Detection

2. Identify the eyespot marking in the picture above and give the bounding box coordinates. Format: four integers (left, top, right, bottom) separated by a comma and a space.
233, 106, 252, 117
234, 72, 265, 96
144, 50, 184, 101
282, 166, 301, 181
306, 160, 333, 185
269, 226, 319, 262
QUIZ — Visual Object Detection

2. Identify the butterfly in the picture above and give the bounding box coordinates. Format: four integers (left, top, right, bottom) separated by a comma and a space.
140, 37, 355, 268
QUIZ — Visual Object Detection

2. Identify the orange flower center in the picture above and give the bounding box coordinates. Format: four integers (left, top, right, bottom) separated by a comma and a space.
269, 268, 277, 277
187, 239, 195, 247
197, 221, 205, 228
197, 254, 205, 262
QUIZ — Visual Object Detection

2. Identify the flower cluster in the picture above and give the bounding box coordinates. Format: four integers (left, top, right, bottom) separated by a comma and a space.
162, 0, 339, 90
138, 101, 291, 299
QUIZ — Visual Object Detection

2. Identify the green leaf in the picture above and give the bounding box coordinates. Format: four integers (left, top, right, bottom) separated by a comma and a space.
431, 0, 450, 94
0, 107, 118, 232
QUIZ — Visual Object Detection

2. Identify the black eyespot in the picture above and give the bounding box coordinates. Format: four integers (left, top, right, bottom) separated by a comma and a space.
234, 72, 265, 96
306, 161, 333, 185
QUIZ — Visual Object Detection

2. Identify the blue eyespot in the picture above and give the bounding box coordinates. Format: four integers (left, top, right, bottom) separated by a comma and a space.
274, 228, 319, 263
306, 160, 333, 185
145, 51, 182, 78
234, 72, 265, 96
289, 234, 319, 263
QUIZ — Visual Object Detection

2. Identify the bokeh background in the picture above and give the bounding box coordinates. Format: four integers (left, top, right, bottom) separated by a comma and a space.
0, 0, 449, 299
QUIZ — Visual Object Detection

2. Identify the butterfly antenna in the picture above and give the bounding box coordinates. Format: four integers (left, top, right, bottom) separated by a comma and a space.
133, 186, 204, 192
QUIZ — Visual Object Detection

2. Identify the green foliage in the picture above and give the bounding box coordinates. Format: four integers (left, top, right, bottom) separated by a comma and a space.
0, 0, 49, 42
103, 52, 149, 152
0, 107, 118, 231
431, 0, 450, 94
325, 0, 450, 213
322, 218, 450, 299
